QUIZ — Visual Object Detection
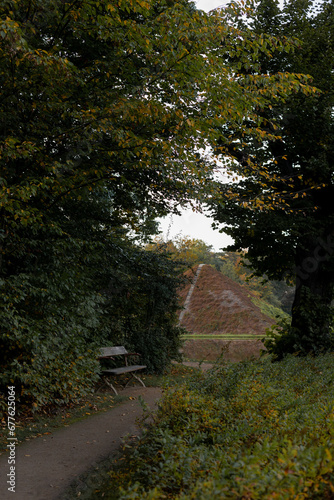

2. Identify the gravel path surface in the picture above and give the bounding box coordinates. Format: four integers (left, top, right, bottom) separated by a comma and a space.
0, 387, 162, 500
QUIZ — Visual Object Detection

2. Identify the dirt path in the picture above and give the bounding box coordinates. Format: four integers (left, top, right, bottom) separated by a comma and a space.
0, 387, 162, 500
178, 263, 204, 324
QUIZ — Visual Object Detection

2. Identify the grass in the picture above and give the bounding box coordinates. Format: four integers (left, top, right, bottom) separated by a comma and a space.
142, 363, 198, 387
0, 363, 197, 455
250, 295, 289, 321
181, 334, 264, 340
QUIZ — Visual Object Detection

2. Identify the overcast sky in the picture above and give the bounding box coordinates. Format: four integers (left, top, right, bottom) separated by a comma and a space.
157, 0, 233, 252
195, 0, 227, 12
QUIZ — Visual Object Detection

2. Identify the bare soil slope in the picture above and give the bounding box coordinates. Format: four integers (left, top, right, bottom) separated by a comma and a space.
179, 265, 274, 361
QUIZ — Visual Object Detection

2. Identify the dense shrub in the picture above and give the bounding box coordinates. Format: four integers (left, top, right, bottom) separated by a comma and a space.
0, 238, 105, 411
106, 354, 334, 499
0, 237, 185, 411
104, 244, 186, 374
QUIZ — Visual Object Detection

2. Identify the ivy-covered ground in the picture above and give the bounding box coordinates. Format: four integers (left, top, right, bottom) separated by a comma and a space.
103, 354, 334, 499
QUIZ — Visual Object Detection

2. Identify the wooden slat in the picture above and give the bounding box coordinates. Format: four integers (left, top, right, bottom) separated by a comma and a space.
101, 365, 146, 376
99, 346, 128, 358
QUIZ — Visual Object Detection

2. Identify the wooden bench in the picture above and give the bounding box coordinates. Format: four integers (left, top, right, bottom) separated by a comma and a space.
97, 346, 147, 395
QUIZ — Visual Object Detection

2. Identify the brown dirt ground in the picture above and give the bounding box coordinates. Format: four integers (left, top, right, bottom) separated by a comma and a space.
0, 386, 162, 500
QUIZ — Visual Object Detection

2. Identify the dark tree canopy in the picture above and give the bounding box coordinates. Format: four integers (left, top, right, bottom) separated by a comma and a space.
210, 0, 334, 358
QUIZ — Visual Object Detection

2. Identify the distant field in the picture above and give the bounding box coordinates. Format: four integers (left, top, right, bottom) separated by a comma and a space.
181, 334, 264, 340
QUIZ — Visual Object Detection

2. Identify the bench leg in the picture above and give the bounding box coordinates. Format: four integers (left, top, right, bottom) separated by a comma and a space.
98, 372, 145, 393
104, 377, 119, 395
96, 376, 118, 395
123, 373, 146, 389
131, 373, 146, 388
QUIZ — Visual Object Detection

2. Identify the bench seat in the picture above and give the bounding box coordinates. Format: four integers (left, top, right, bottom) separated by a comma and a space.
97, 346, 147, 395
101, 365, 147, 376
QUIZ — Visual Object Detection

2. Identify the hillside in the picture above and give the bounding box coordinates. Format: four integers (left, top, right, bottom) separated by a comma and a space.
178, 264, 275, 361
179, 264, 274, 335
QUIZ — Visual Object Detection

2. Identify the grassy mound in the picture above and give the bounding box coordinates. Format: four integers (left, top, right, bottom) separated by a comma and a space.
104, 354, 334, 499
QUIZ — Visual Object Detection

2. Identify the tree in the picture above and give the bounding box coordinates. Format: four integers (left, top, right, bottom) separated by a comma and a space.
148, 235, 223, 268
0, 0, 312, 408
209, 0, 334, 358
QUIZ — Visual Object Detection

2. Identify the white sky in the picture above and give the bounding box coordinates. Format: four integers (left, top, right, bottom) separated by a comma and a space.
157, 0, 233, 252
195, 0, 226, 12
158, 210, 234, 252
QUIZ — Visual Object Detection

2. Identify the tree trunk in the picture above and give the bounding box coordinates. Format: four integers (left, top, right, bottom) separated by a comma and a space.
291, 231, 334, 353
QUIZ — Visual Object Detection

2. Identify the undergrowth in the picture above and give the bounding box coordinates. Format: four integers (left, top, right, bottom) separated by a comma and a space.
102, 353, 334, 499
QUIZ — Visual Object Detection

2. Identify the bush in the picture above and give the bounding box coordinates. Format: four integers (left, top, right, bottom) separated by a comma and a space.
0, 263, 103, 411
106, 354, 334, 499
0, 239, 185, 411
101, 243, 186, 374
